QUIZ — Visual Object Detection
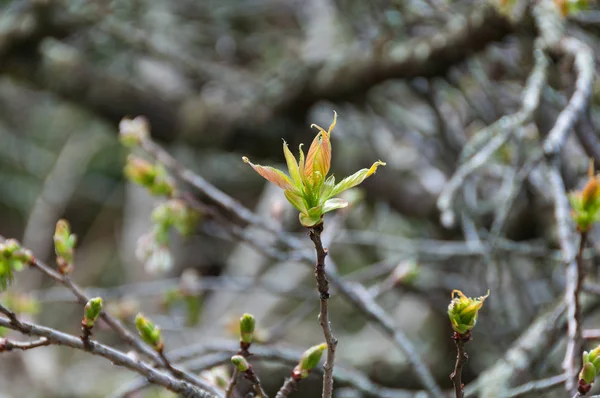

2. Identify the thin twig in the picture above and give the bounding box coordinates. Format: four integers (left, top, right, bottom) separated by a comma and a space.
224, 368, 239, 398
0, 337, 50, 351
241, 365, 269, 398
0, 235, 210, 390
505, 373, 567, 398
275, 377, 299, 398
0, 308, 222, 398
308, 223, 337, 398
450, 332, 470, 398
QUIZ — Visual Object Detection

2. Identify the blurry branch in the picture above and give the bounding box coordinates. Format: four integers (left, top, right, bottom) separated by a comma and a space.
0, 1, 512, 151
505, 373, 567, 398
437, 40, 549, 228
0, 304, 221, 398
547, 165, 580, 394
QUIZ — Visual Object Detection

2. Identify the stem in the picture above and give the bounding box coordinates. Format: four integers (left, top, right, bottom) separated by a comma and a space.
80, 322, 93, 350
450, 332, 470, 398
159, 347, 184, 379
308, 223, 337, 398
243, 366, 269, 398
225, 369, 239, 398
275, 377, 299, 398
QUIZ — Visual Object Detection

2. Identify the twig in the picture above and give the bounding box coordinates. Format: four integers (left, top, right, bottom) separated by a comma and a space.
0, 337, 50, 351
450, 332, 470, 398
506, 373, 567, 397
547, 164, 580, 394
158, 347, 185, 379
0, 309, 222, 398
240, 364, 269, 398
0, 235, 211, 390
142, 136, 442, 396
308, 223, 337, 398
275, 377, 299, 398
224, 368, 239, 398
437, 42, 549, 227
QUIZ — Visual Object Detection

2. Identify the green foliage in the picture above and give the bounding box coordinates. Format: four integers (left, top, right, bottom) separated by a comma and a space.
243, 112, 385, 227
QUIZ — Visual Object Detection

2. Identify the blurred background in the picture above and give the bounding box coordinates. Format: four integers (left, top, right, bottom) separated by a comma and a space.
1, 0, 600, 397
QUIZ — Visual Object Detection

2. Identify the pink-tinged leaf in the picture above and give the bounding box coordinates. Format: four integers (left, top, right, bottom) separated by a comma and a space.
330, 160, 386, 197
306, 112, 336, 182
322, 198, 348, 214
242, 157, 293, 190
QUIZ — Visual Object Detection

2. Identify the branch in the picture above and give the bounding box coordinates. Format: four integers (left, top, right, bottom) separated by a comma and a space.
142, 136, 443, 396
505, 373, 567, 398
450, 333, 470, 398
437, 40, 550, 227
275, 377, 299, 398
0, 337, 50, 352
308, 224, 337, 398
0, 307, 222, 398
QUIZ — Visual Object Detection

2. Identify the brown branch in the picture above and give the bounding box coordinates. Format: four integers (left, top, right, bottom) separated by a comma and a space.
308, 224, 337, 398
275, 377, 299, 398
450, 332, 470, 398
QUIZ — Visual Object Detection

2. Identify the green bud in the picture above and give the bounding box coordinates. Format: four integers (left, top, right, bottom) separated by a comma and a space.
240, 313, 256, 345
231, 355, 250, 372
294, 343, 327, 379
3, 239, 20, 255
54, 219, 76, 274
581, 362, 597, 385
83, 297, 103, 327
135, 313, 163, 350
448, 289, 490, 335
119, 116, 149, 148
149, 166, 174, 197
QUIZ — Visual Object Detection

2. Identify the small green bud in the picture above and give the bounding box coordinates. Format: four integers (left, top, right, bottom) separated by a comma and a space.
54, 219, 76, 274
83, 297, 103, 327
135, 313, 163, 350
231, 355, 250, 372
581, 362, 597, 385
294, 343, 327, 379
240, 313, 256, 345
124, 155, 157, 187
3, 239, 19, 255
0, 240, 30, 291
448, 290, 490, 335
119, 116, 149, 148
149, 166, 174, 197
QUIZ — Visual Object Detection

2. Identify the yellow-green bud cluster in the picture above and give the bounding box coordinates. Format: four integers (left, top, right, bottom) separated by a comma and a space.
124, 155, 174, 197
54, 219, 76, 274
231, 355, 250, 372
239, 313, 256, 345
83, 297, 103, 327
0, 239, 32, 291
135, 313, 163, 351
447, 290, 489, 335
293, 343, 327, 379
